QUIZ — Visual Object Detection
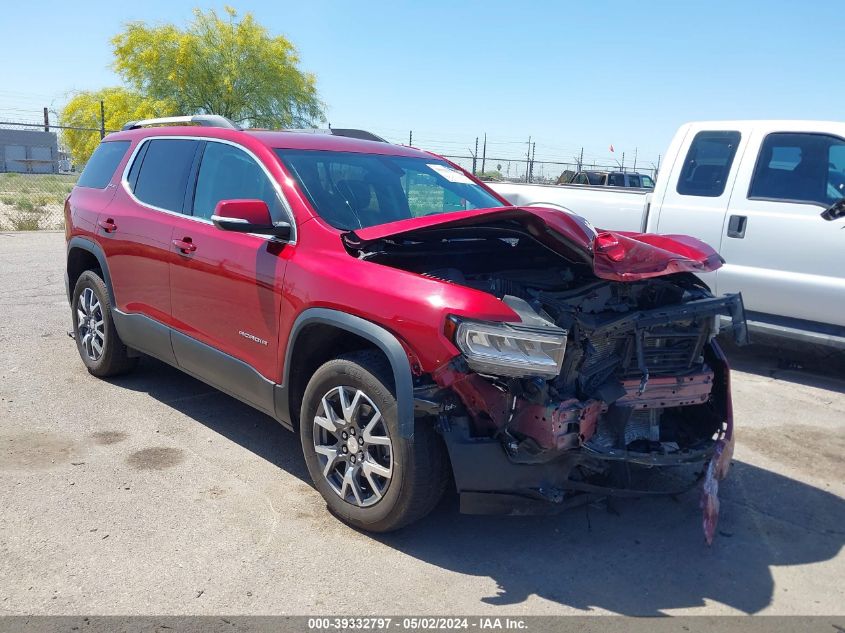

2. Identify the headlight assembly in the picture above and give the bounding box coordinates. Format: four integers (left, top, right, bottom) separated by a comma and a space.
453, 319, 567, 379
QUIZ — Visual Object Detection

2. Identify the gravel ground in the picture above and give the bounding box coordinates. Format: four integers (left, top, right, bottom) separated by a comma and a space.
0, 230, 843, 616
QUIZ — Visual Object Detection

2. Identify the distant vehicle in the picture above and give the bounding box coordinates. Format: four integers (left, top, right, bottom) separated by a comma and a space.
491, 120, 845, 349
559, 170, 655, 189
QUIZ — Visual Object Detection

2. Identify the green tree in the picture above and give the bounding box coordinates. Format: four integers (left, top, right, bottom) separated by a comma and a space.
111, 7, 324, 128
60, 87, 174, 165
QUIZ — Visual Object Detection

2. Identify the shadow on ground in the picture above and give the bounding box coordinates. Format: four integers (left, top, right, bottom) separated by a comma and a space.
719, 334, 845, 394
109, 351, 844, 615
108, 356, 309, 482
376, 461, 845, 614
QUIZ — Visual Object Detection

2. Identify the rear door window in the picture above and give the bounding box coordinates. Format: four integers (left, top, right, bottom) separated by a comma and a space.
749, 132, 845, 206
77, 141, 130, 189
131, 139, 200, 213
676, 131, 741, 197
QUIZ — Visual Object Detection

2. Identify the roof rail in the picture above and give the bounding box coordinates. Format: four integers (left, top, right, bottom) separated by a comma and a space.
282, 127, 388, 143
121, 115, 241, 131
330, 128, 387, 143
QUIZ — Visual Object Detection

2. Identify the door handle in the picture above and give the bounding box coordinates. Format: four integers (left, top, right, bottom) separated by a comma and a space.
97, 218, 117, 233
172, 237, 197, 254
726, 215, 747, 238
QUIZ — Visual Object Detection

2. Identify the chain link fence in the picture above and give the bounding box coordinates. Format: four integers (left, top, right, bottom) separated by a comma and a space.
0, 117, 658, 231
440, 154, 657, 185
0, 121, 105, 231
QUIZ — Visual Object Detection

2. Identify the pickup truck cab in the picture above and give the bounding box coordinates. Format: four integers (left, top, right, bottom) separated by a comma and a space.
491, 120, 845, 349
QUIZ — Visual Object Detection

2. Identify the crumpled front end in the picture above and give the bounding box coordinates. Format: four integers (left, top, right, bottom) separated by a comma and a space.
416, 279, 744, 543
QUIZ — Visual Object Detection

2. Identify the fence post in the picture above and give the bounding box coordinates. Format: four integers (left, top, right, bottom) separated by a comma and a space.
99, 101, 106, 139
525, 136, 531, 183
409, 130, 412, 146
43, 107, 49, 133
472, 137, 478, 174
481, 133, 486, 175
530, 142, 536, 183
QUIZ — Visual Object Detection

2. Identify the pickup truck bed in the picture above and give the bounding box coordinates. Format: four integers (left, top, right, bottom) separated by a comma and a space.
490, 181, 650, 232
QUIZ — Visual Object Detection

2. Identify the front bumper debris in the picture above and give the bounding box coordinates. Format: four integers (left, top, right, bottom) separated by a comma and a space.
421, 294, 740, 542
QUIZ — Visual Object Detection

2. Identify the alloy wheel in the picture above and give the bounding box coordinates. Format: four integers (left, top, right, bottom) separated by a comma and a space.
77, 287, 105, 361
312, 385, 393, 507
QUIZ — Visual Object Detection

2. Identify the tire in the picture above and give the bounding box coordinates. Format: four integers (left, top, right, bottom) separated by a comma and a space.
300, 350, 448, 532
71, 270, 138, 377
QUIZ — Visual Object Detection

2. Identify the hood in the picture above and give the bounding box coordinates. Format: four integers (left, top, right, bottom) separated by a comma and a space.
342, 206, 722, 282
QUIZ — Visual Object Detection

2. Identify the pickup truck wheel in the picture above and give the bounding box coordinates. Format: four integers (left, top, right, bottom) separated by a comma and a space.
71, 270, 138, 377
300, 351, 447, 532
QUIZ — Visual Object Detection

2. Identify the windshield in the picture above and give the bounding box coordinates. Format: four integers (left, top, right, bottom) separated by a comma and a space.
275, 149, 505, 229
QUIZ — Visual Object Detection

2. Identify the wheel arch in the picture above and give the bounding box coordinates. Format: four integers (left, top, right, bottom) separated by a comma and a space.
276, 308, 415, 439
66, 237, 115, 307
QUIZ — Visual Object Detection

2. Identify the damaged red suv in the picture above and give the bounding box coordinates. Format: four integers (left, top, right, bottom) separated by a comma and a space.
65, 116, 746, 541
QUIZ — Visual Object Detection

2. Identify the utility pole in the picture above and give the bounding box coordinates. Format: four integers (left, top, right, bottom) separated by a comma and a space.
525, 136, 532, 183
472, 137, 478, 174
481, 133, 487, 175
409, 130, 412, 146
528, 142, 536, 183
43, 107, 50, 133
578, 147, 584, 172
99, 100, 106, 139
621, 151, 625, 172
633, 147, 638, 171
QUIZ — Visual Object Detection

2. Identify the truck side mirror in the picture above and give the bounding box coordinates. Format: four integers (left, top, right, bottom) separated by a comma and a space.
821, 198, 845, 221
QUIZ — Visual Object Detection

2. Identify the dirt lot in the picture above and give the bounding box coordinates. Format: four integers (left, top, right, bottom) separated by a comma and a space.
0, 230, 843, 616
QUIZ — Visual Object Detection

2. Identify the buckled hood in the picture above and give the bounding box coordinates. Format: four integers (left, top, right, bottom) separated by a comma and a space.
342, 206, 723, 281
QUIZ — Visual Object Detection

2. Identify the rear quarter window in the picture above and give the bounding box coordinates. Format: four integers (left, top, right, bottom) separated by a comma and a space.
76, 141, 130, 189
676, 131, 741, 197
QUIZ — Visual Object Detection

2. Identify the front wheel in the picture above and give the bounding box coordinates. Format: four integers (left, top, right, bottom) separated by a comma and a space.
300, 351, 448, 532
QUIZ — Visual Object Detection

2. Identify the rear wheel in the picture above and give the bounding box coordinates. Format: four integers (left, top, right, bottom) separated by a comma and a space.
71, 270, 138, 377
300, 351, 448, 532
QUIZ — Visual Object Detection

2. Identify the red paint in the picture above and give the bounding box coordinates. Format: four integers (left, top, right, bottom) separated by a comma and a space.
512, 399, 603, 450
617, 371, 714, 409
594, 232, 625, 262
214, 199, 272, 225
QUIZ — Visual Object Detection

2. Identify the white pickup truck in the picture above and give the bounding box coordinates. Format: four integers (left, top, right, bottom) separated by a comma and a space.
490, 120, 845, 349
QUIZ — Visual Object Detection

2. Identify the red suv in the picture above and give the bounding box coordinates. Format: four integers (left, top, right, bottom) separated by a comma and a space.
65, 115, 746, 541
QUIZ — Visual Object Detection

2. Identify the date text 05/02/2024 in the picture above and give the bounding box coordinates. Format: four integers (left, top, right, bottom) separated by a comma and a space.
307, 617, 528, 630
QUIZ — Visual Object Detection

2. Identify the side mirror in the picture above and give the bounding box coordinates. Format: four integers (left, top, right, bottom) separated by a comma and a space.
211, 199, 292, 239
821, 198, 845, 221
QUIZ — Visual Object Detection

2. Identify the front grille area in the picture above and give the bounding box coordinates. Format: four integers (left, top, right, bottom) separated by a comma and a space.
576, 321, 709, 391
636, 328, 708, 375
582, 336, 621, 372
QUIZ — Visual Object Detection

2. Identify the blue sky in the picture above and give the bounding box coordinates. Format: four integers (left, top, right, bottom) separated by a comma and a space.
0, 0, 839, 168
